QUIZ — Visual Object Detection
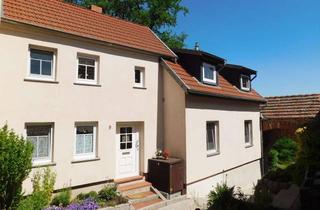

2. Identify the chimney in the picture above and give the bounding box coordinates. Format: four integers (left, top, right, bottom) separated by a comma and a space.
91, 5, 103, 13
194, 42, 200, 51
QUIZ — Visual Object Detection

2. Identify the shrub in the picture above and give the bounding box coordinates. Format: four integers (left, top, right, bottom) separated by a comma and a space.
0, 125, 34, 210
76, 191, 98, 202
98, 185, 118, 201
268, 137, 298, 170
51, 188, 71, 207
31, 167, 56, 204
207, 183, 235, 209
17, 191, 49, 210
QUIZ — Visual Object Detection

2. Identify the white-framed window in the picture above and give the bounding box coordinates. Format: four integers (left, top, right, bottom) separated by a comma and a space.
74, 124, 97, 160
28, 48, 56, 80
244, 120, 253, 147
240, 75, 251, 91
26, 124, 53, 165
134, 67, 145, 88
202, 63, 217, 85
206, 121, 219, 155
77, 55, 98, 84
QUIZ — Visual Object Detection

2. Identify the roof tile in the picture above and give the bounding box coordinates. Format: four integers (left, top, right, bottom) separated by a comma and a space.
1, 0, 175, 57
163, 60, 265, 102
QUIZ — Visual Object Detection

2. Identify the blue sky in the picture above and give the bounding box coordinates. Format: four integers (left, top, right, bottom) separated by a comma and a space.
174, 0, 320, 96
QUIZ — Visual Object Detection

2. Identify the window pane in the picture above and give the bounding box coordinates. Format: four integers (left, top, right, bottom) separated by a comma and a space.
76, 134, 84, 154
204, 66, 214, 80
120, 135, 126, 143
245, 121, 252, 144
86, 66, 95, 80
206, 123, 215, 151
127, 142, 132, 149
38, 136, 49, 158
120, 143, 126, 150
27, 125, 51, 136
135, 70, 141, 83
84, 134, 93, 153
27, 136, 38, 158
76, 126, 93, 134
30, 59, 41, 74
31, 49, 53, 61
79, 57, 95, 66
78, 65, 86, 79
41, 61, 52, 76
127, 134, 132, 142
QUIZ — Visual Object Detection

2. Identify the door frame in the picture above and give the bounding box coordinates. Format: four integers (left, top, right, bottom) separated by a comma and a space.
115, 124, 140, 179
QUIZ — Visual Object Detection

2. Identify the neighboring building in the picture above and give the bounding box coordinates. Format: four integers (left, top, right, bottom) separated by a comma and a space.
0, 0, 175, 194
160, 49, 265, 202
260, 94, 320, 168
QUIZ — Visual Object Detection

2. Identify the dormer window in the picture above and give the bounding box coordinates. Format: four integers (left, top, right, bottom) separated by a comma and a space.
202, 63, 217, 85
240, 75, 251, 91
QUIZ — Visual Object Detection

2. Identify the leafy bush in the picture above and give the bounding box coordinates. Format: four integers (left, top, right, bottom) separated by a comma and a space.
207, 183, 236, 209
51, 188, 71, 207
253, 183, 273, 208
0, 125, 34, 210
98, 184, 118, 201
268, 137, 298, 170
31, 167, 56, 204
76, 191, 98, 202
17, 191, 49, 210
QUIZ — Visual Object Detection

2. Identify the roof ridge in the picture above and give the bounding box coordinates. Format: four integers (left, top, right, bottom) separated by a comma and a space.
266, 93, 320, 99
61, 0, 150, 29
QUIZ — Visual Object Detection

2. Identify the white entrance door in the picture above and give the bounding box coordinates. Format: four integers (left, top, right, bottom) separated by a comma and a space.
116, 126, 139, 179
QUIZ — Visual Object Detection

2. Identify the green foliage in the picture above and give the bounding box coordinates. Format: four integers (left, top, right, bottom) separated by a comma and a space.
253, 183, 273, 208
51, 188, 71, 207
268, 137, 297, 170
17, 191, 49, 210
0, 125, 34, 210
76, 191, 98, 202
98, 185, 118, 201
65, 0, 189, 49
31, 167, 56, 204
207, 183, 235, 209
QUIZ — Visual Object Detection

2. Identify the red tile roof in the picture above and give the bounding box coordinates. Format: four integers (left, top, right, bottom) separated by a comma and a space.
261, 94, 320, 119
162, 60, 265, 103
1, 0, 175, 57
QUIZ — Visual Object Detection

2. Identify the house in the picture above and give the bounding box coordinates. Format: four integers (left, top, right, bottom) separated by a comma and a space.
260, 94, 320, 169
0, 0, 176, 196
160, 48, 265, 202
0, 0, 266, 205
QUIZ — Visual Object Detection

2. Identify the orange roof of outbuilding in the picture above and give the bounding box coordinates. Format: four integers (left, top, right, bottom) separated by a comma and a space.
1, 0, 175, 57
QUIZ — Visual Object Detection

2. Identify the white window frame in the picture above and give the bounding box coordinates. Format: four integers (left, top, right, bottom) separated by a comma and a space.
206, 121, 220, 156
244, 120, 253, 147
76, 55, 99, 85
134, 67, 145, 88
202, 63, 217, 85
240, 75, 251, 91
27, 47, 56, 81
25, 124, 54, 165
74, 123, 97, 160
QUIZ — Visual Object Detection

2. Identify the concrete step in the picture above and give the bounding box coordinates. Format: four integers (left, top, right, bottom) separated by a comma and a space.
127, 191, 158, 204
132, 198, 162, 209
114, 175, 144, 185
117, 181, 152, 196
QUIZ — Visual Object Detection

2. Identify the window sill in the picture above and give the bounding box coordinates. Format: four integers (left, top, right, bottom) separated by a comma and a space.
24, 78, 59, 84
32, 162, 56, 168
74, 82, 101, 87
133, 86, 147, 90
245, 144, 253, 148
207, 152, 220, 157
71, 157, 100, 164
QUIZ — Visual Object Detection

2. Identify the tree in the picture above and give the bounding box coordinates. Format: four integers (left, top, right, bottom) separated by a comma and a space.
65, 0, 188, 49
0, 125, 33, 209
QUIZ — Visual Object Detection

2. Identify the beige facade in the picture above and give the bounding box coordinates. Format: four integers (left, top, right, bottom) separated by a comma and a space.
161, 64, 262, 201
0, 22, 160, 193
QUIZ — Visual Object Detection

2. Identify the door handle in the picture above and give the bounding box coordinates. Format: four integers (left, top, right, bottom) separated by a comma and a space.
136, 141, 139, 149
